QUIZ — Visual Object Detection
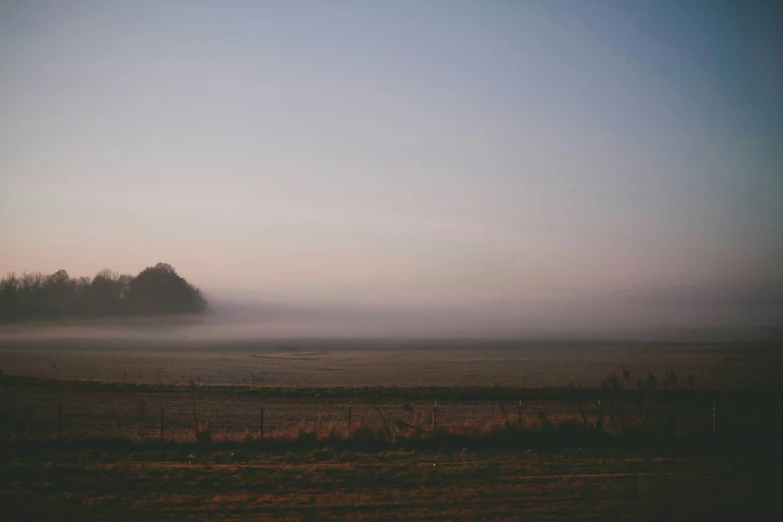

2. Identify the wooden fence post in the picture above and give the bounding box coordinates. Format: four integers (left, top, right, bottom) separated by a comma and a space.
58, 394, 63, 442
597, 398, 602, 430
518, 400, 523, 431
433, 400, 437, 431
160, 407, 165, 441
260, 403, 264, 439
712, 399, 716, 435
1, 375, 20, 442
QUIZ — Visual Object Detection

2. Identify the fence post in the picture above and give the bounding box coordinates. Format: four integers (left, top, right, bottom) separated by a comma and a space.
712, 399, 716, 435
433, 400, 437, 431
58, 394, 63, 442
160, 407, 165, 441
518, 400, 523, 431
596, 398, 602, 430
1, 375, 20, 442
348, 400, 352, 427
260, 403, 264, 440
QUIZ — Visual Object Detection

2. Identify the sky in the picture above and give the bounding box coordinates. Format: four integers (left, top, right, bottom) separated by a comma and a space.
1, 1, 782, 336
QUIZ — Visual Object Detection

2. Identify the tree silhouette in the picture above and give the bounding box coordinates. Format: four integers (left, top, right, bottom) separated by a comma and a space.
126, 263, 206, 315
0, 263, 206, 322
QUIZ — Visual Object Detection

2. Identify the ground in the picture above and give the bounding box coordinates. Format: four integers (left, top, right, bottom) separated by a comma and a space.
1, 337, 780, 388
1, 335, 782, 520
3, 444, 782, 520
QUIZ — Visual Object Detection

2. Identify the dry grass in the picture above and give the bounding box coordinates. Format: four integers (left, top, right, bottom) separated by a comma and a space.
3, 370, 782, 448
6, 409, 773, 455
3, 357, 783, 520
3, 443, 782, 520
3, 338, 780, 389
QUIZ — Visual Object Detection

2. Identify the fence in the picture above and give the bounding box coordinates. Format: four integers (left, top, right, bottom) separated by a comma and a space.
2, 383, 782, 443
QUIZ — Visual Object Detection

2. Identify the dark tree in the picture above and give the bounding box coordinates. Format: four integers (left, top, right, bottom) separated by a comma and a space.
126, 263, 207, 316
0, 263, 206, 322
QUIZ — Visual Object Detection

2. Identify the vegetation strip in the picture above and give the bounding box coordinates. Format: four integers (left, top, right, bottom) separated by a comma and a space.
4, 373, 779, 401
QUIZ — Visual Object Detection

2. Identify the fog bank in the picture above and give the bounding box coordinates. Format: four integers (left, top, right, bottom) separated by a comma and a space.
1, 281, 780, 344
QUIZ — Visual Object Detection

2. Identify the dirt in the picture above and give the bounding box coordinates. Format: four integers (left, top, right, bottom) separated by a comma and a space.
2, 338, 781, 389
2, 445, 781, 520
2, 337, 782, 519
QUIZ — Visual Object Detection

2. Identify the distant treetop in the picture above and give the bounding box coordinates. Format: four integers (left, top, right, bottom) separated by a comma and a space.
0, 263, 207, 322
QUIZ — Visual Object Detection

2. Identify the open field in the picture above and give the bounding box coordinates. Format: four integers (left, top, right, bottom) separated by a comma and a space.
3, 375, 783, 442
2, 336, 783, 520
2, 378, 782, 520
3, 444, 782, 520
2, 337, 782, 389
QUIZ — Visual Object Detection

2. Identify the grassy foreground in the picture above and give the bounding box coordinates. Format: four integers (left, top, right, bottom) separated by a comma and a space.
2, 444, 782, 520
3, 372, 783, 519
3, 371, 782, 444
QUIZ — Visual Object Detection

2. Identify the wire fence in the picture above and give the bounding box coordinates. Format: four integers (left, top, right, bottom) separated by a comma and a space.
3, 384, 782, 442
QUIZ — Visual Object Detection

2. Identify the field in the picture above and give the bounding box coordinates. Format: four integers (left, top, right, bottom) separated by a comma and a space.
3, 443, 783, 520
2, 335, 783, 520
1, 336, 781, 389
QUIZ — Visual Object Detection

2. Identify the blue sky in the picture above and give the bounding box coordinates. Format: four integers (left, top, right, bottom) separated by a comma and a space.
1, 0, 781, 323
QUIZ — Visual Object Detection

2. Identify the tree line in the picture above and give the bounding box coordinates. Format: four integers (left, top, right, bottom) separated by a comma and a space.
0, 263, 207, 322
